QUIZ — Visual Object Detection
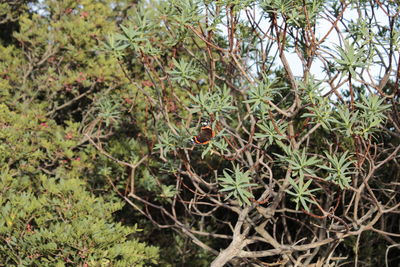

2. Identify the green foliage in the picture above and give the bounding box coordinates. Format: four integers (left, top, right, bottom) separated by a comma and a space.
260, 0, 323, 28
354, 94, 391, 139
219, 165, 257, 206
0, 104, 158, 266
160, 184, 178, 199
164, 0, 203, 28
168, 58, 199, 87
0, 105, 158, 266
280, 149, 322, 210
0, 0, 159, 265
278, 148, 321, 180
300, 77, 335, 130
118, 18, 161, 56
334, 40, 368, 78
286, 177, 319, 211
332, 95, 391, 140
155, 131, 179, 158
96, 97, 122, 127
319, 151, 355, 189
244, 77, 285, 113
302, 96, 334, 130
333, 106, 358, 136
0, 175, 158, 266
255, 120, 287, 147
189, 86, 237, 119
154, 124, 193, 159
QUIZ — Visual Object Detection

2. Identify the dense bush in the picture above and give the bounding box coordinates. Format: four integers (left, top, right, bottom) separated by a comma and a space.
0, 0, 158, 266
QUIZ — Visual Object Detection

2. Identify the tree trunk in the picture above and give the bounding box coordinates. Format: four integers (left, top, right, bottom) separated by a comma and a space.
210, 234, 245, 267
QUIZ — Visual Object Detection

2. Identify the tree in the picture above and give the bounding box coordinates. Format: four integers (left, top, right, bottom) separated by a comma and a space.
102, 0, 400, 265
0, 0, 159, 265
